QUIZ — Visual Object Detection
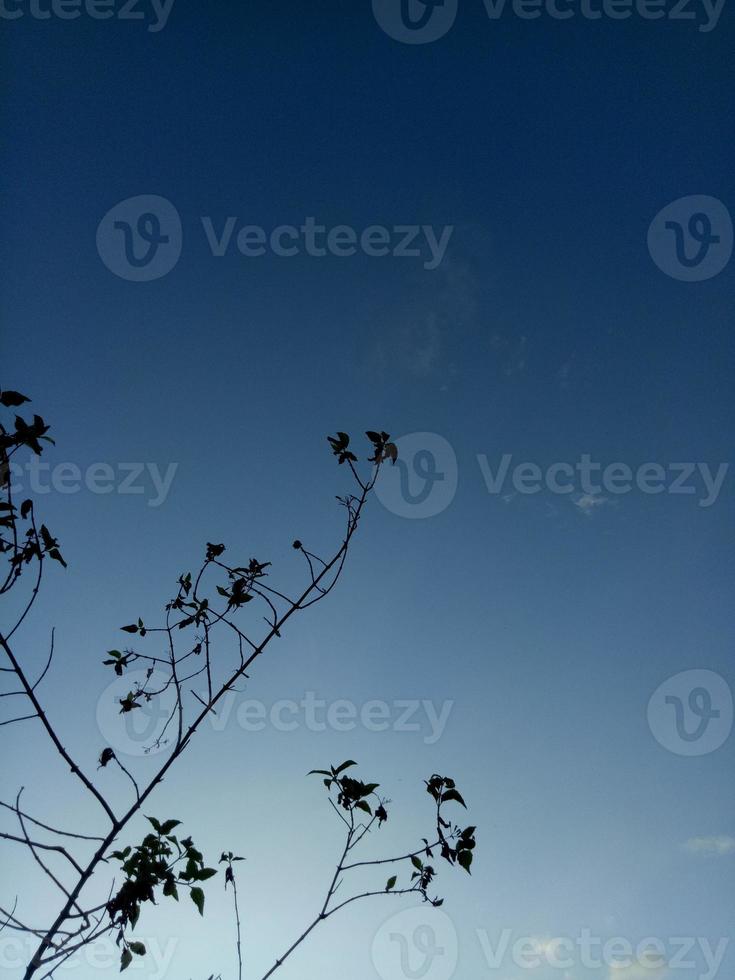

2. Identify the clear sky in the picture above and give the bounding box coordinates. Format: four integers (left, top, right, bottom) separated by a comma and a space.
1, 3, 733, 980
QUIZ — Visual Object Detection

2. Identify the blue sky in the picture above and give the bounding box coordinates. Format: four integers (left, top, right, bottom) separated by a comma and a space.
1, 2, 733, 980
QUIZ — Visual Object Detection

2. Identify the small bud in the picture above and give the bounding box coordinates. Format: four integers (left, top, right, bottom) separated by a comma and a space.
292, 540, 302, 550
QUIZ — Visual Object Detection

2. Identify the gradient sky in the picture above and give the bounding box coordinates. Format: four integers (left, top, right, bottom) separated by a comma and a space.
1, 2, 733, 980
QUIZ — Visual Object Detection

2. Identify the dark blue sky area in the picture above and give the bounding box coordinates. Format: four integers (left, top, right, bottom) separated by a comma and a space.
1, 3, 733, 980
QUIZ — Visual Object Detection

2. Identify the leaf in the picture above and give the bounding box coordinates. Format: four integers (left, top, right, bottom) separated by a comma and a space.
121, 624, 139, 634
163, 877, 179, 900
48, 547, 67, 568
0, 390, 30, 407
457, 849, 473, 873
355, 800, 371, 815
159, 819, 181, 836
128, 942, 146, 956
197, 868, 217, 881
146, 817, 162, 833
411, 855, 423, 871
333, 760, 357, 774
440, 788, 467, 808
120, 948, 133, 972
386, 875, 397, 891
190, 886, 205, 916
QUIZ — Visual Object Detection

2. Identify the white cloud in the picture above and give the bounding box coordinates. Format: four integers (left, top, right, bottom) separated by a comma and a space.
609, 961, 668, 980
684, 835, 735, 856
574, 492, 609, 515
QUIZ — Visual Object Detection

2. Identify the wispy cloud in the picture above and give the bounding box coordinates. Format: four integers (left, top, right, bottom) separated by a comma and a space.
371, 259, 477, 384
609, 960, 668, 980
573, 492, 609, 516
684, 835, 735, 856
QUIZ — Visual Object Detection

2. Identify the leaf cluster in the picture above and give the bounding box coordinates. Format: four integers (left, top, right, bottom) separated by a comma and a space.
107, 819, 217, 970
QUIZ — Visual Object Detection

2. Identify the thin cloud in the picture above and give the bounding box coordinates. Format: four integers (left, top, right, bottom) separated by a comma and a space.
371, 259, 478, 384
573, 493, 609, 516
609, 961, 668, 980
684, 835, 735, 856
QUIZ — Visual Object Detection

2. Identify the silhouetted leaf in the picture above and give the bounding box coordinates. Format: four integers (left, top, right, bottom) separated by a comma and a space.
441, 789, 466, 808
0, 390, 30, 407
334, 760, 357, 774
190, 887, 205, 916
457, 850, 473, 873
